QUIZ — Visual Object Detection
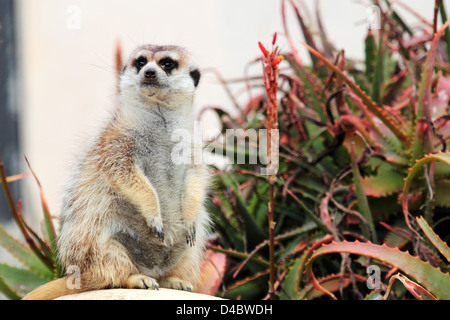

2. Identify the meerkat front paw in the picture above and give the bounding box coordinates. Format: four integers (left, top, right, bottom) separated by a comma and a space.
161, 277, 193, 292
147, 214, 164, 241
185, 221, 196, 247
126, 274, 160, 290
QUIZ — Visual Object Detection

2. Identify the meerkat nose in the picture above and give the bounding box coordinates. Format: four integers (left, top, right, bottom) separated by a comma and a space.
144, 68, 157, 79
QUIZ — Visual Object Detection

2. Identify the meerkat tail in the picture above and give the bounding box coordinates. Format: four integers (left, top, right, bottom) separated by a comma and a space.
22, 277, 83, 300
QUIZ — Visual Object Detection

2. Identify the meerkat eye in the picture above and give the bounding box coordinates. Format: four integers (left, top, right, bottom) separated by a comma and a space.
159, 57, 178, 74
134, 56, 147, 71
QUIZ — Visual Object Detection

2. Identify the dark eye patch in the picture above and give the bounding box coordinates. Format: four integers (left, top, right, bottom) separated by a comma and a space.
158, 57, 178, 74
189, 69, 200, 87
134, 56, 147, 72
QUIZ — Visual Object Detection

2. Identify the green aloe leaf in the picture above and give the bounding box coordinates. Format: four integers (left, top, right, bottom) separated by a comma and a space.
306, 241, 450, 299
281, 254, 305, 299
362, 167, 404, 197
350, 142, 377, 242
435, 180, 450, 207
0, 263, 49, 297
371, 27, 384, 104
206, 199, 244, 252
0, 225, 54, 280
220, 173, 267, 250
0, 274, 21, 300
416, 216, 450, 262
281, 235, 335, 299
365, 30, 376, 85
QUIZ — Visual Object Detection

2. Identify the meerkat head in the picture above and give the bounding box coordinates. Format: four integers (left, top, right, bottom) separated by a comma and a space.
120, 45, 201, 107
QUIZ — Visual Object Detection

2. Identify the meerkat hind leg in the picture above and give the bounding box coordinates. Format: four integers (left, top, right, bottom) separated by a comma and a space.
159, 248, 201, 292
126, 274, 160, 290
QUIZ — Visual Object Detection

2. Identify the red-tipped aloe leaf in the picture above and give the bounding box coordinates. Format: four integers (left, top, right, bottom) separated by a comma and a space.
386, 273, 437, 300
362, 168, 404, 197
24, 156, 58, 255
282, 235, 334, 298
416, 216, 450, 262
416, 20, 450, 121
412, 20, 450, 162
288, 0, 319, 66
306, 240, 450, 299
300, 41, 411, 145
298, 273, 367, 300
402, 151, 450, 231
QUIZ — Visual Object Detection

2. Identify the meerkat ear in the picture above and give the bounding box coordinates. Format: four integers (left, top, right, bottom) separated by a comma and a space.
189, 69, 201, 88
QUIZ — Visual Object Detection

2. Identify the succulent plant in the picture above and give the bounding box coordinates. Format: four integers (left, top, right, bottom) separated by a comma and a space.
205, 0, 450, 300
0, 157, 61, 299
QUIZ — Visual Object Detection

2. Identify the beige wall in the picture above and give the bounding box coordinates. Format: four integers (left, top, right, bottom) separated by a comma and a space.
14, 0, 440, 227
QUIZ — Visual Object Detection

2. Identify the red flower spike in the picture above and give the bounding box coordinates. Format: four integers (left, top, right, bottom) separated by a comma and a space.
258, 42, 268, 57
272, 32, 278, 45
272, 55, 284, 66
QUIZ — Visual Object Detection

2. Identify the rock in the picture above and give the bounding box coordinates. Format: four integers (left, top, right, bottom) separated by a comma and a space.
55, 288, 224, 300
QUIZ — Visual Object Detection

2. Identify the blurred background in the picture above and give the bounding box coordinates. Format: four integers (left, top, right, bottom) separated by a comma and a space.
0, 0, 442, 248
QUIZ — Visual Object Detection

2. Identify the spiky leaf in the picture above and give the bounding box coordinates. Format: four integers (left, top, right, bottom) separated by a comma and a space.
0, 274, 21, 300
0, 264, 49, 297
301, 41, 411, 145
306, 241, 450, 299
417, 216, 450, 262
402, 152, 450, 230
0, 225, 54, 280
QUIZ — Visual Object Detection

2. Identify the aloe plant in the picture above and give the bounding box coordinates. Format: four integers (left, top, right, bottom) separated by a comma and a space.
206, 0, 450, 300
0, 157, 60, 299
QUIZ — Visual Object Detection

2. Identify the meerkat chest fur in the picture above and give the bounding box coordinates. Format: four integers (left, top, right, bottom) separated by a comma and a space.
128, 103, 193, 228
109, 102, 194, 276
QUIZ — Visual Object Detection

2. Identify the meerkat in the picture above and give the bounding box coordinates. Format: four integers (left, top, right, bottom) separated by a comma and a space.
23, 44, 210, 300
